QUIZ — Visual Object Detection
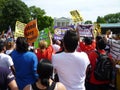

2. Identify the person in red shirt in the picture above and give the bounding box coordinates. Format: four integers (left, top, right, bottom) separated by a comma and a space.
85, 39, 112, 90
34, 32, 54, 61
77, 37, 96, 52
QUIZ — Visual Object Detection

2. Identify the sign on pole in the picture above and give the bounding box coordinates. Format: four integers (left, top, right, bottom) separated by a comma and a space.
76, 24, 94, 37
34, 28, 50, 48
70, 10, 83, 23
24, 19, 39, 43
14, 21, 26, 39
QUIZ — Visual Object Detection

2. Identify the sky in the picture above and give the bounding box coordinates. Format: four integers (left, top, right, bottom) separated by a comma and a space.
21, 0, 120, 22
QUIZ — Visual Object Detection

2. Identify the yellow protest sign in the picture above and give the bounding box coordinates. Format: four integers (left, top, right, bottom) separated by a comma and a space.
93, 23, 101, 38
24, 19, 39, 43
14, 21, 26, 39
70, 10, 83, 23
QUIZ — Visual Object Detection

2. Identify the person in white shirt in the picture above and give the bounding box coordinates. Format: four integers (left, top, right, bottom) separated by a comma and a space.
0, 40, 14, 73
52, 29, 90, 90
52, 39, 61, 53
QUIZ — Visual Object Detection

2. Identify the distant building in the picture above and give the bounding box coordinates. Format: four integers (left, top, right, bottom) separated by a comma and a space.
100, 23, 120, 34
54, 17, 73, 27
54, 17, 120, 34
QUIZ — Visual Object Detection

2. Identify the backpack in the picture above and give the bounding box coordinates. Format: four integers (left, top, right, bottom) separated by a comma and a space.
94, 51, 113, 81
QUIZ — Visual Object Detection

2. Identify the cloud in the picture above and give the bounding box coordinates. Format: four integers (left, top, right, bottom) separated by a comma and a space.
22, 0, 120, 22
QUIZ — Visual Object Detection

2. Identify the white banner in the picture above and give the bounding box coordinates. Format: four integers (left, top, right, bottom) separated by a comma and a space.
77, 24, 94, 37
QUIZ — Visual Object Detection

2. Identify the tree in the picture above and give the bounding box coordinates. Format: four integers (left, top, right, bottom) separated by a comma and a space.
96, 16, 106, 23
29, 6, 54, 31
104, 12, 120, 23
84, 20, 92, 24
29, 6, 45, 20
37, 16, 54, 31
0, 0, 30, 32
0, 0, 9, 32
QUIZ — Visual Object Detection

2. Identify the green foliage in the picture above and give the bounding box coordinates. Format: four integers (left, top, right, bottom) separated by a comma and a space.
0, 0, 54, 34
97, 12, 120, 23
104, 12, 120, 23
29, 6, 45, 20
96, 16, 106, 23
29, 6, 54, 31
0, 0, 30, 32
37, 16, 54, 31
84, 20, 92, 24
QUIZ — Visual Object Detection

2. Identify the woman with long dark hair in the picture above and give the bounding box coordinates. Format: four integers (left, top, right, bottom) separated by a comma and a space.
23, 59, 66, 90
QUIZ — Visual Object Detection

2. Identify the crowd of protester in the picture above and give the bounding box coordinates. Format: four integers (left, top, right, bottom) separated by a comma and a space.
0, 29, 120, 90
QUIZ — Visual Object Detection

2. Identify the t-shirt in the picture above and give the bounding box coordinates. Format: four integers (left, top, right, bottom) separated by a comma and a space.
77, 41, 96, 52
108, 39, 120, 60
0, 66, 15, 90
35, 45, 54, 61
11, 50, 38, 90
52, 51, 90, 90
6, 50, 13, 55
52, 44, 60, 53
0, 53, 13, 69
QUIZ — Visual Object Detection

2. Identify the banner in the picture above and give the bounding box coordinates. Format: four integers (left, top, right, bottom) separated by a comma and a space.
70, 10, 83, 23
54, 25, 74, 40
14, 21, 26, 39
24, 19, 39, 43
34, 28, 50, 48
76, 24, 94, 37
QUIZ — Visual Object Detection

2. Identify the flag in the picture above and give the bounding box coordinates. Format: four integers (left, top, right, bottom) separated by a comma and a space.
6, 26, 12, 38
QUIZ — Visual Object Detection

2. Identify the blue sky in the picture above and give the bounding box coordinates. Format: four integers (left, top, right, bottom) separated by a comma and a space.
21, 0, 120, 22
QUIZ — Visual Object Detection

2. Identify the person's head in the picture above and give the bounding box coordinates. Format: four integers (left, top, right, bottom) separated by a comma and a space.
63, 29, 79, 52
97, 39, 106, 50
37, 59, 53, 87
5, 41, 15, 50
114, 33, 120, 40
83, 37, 93, 45
39, 40, 48, 49
16, 37, 28, 52
106, 30, 111, 35
96, 35, 103, 42
0, 40, 5, 52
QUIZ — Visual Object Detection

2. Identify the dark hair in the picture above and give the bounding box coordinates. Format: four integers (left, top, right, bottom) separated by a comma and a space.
63, 29, 79, 52
37, 59, 53, 87
16, 37, 28, 52
96, 35, 103, 42
0, 40, 5, 52
97, 39, 106, 50
84, 37, 93, 45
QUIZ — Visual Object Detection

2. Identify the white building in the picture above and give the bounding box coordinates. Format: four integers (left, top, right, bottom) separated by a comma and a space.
54, 17, 74, 27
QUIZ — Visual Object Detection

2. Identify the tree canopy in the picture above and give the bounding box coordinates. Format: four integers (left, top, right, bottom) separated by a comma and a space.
0, 0, 54, 33
84, 20, 92, 24
104, 12, 120, 23
29, 6, 54, 31
96, 12, 120, 23
0, 0, 30, 32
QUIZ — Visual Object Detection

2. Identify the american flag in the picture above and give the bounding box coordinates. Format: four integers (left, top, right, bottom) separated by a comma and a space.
6, 26, 12, 38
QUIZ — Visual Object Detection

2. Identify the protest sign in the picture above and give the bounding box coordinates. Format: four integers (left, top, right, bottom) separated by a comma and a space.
34, 28, 50, 48
54, 26, 74, 40
24, 19, 39, 43
14, 21, 26, 39
70, 10, 83, 23
76, 24, 94, 37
